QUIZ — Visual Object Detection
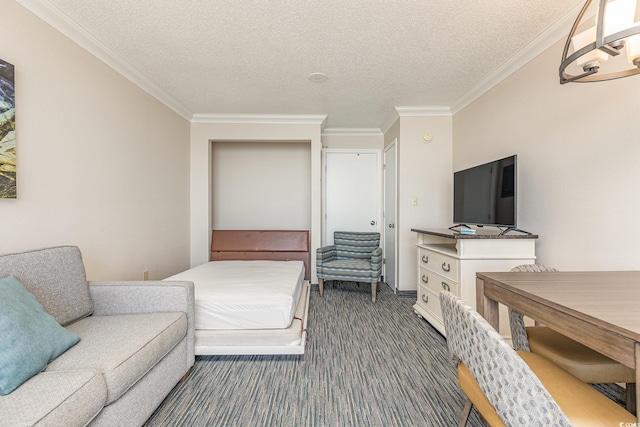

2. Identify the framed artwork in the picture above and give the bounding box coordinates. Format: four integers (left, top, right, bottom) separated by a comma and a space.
0, 58, 15, 199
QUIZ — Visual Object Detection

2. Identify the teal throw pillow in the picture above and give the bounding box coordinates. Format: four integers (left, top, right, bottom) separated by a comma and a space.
0, 275, 80, 395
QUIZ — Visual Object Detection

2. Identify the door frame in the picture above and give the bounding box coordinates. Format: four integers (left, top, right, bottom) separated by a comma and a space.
321, 148, 382, 245
383, 140, 398, 293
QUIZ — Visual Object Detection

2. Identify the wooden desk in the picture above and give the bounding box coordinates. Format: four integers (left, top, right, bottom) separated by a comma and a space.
475, 271, 640, 417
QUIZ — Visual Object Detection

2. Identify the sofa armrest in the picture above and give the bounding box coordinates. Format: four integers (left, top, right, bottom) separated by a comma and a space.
88, 280, 195, 367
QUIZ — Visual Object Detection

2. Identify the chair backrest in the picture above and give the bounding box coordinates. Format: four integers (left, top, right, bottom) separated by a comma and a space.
333, 232, 380, 260
439, 291, 571, 427
510, 264, 558, 273
508, 264, 559, 351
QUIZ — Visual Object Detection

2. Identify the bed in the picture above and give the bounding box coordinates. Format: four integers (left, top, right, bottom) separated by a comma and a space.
165, 230, 311, 355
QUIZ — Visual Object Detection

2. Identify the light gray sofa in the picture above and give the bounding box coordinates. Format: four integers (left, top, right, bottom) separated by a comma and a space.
0, 246, 195, 426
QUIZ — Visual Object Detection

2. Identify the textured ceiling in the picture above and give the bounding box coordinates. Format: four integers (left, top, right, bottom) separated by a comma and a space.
23, 0, 585, 129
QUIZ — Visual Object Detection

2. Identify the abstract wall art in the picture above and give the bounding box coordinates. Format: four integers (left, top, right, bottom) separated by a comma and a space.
0, 58, 15, 199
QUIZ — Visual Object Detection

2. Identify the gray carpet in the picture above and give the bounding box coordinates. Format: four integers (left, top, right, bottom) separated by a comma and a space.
144, 282, 625, 426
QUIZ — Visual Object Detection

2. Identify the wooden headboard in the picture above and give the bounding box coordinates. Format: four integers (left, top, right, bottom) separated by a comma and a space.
210, 230, 310, 279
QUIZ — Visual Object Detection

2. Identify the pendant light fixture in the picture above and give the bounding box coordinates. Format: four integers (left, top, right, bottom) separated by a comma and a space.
560, 0, 640, 83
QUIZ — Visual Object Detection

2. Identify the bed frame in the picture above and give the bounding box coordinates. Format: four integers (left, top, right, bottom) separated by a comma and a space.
195, 229, 311, 355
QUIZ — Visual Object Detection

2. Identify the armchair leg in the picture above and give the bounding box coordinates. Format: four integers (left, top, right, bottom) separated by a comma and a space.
319, 278, 324, 297
371, 282, 378, 303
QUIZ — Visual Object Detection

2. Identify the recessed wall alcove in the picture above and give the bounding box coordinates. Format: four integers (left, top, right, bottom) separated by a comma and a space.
189, 118, 324, 283
210, 140, 311, 230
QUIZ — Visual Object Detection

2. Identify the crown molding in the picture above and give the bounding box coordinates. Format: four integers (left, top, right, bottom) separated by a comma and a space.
191, 113, 328, 125
17, 0, 193, 121
379, 106, 452, 134
450, 2, 584, 114
322, 128, 383, 136
380, 109, 400, 134
395, 106, 453, 117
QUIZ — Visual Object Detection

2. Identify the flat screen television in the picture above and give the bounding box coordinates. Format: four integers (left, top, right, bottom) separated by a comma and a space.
453, 155, 517, 229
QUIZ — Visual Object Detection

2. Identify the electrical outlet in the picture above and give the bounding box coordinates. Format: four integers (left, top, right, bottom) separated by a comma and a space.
143, 270, 149, 281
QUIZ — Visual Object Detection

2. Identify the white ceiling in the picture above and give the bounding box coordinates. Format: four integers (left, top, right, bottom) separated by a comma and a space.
19, 0, 585, 130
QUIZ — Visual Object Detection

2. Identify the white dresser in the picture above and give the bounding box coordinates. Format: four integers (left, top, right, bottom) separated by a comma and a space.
411, 228, 537, 338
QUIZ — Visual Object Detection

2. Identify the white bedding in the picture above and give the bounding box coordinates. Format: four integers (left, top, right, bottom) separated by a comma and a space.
165, 260, 305, 330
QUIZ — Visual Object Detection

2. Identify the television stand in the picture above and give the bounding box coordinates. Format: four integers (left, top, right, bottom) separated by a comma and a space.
410, 227, 538, 338
497, 226, 532, 236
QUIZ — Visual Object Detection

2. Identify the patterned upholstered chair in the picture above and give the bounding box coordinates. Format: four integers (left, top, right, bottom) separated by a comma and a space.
316, 231, 382, 302
439, 291, 635, 427
508, 265, 636, 413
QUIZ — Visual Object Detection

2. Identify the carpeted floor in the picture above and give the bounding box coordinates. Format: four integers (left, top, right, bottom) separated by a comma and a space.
144, 282, 625, 426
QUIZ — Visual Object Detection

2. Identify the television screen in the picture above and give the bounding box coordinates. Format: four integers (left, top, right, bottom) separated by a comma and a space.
453, 155, 517, 227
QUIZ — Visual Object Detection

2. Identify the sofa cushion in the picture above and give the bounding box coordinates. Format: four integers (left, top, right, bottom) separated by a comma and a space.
0, 276, 80, 395
46, 312, 187, 405
0, 369, 106, 427
0, 246, 93, 326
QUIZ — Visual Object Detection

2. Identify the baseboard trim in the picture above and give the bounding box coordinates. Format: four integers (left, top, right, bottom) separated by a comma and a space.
396, 290, 417, 298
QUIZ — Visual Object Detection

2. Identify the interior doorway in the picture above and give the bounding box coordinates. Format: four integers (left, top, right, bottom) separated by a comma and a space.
384, 140, 398, 292
322, 149, 381, 245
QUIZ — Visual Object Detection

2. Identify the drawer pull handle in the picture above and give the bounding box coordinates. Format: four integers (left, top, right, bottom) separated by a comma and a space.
421, 294, 428, 303
421, 274, 429, 283
421, 255, 429, 263
441, 262, 451, 272
441, 282, 450, 292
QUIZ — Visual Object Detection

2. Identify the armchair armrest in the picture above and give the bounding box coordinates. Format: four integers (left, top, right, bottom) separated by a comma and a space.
316, 245, 337, 265
316, 245, 337, 279
88, 280, 195, 366
370, 247, 383, 278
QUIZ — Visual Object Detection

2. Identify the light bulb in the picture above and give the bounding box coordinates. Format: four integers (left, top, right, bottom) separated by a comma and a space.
627, 33, 640, 65
603, 0, 637, 49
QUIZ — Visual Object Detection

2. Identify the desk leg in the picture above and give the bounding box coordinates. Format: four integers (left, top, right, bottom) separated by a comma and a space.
476, 277, 499, 330
635, 343, 640, 419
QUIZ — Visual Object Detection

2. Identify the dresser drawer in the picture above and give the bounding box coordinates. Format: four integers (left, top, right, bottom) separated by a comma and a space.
418, 266, 459, 295
418, 247, 459, 282
417, 285, 442, 319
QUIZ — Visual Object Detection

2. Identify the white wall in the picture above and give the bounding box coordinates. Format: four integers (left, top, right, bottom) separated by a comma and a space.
383, 114, 453, 292
396, 115, 453, 291
454, 38, 640, 270
190, 120, 323, 283
211, 140, 310, 229
0, 1, 191, 280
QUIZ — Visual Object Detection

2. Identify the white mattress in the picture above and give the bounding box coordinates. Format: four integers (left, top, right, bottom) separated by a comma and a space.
165, 260, 305, 330
193, 282, 310, 355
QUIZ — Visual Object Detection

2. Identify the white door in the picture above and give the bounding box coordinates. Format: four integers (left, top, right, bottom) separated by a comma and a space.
384, 141, 398, 292
323, 150, 381, 245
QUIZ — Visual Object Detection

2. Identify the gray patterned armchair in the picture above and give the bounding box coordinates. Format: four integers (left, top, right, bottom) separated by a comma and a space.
316, 231, 382, 302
